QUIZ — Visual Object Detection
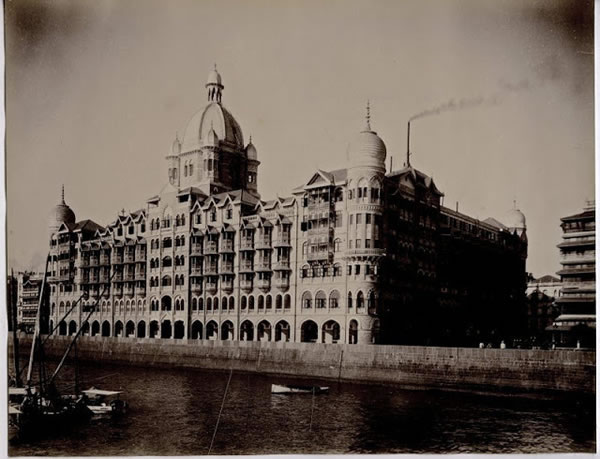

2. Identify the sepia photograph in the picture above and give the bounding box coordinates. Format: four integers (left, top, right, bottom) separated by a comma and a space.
4, 0, 595, 455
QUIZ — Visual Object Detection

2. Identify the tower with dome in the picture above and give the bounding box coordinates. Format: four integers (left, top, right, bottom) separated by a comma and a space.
45, 65, 528, 346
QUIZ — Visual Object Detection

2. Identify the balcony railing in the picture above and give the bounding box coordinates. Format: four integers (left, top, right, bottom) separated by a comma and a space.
220, 240, 234, 253
204, 242, 218, 254
255, 238, 272, 250
274, 278, 290, 290
240, 239, 254, 250
190, 266, 203, 276
239, 263, 254, 273
89, 258, 99, 267
99, 256, 111, 265
204, 265, 218, 276
221, 279, 234, 293
220, 263, 234, 274
240, 279, 253, 291
256, 278, 271, 290
124, 255, 135, 263
112, 255, 124, 264
190, 245, 203, 256
273, 260, 291, 270
273, 235, 291, 247
307, 251, 332, 262
191, 284, 202, 295
205, 282, 218, 295
255, 263, 272, 272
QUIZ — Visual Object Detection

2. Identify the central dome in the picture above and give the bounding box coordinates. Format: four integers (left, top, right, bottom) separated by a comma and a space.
180, 67, 244, 152
181, 103, 244, 152
347, 128, 387, 169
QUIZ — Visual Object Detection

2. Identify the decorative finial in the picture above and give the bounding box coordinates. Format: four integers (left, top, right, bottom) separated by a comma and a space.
61, 184, 65, 204
249, 135, 252, 144
214, 63, 217, 71
513, 199, 517, 209
366, 100, 371, 130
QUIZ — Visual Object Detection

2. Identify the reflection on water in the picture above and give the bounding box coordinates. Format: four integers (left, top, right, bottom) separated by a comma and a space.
9, 361, 595, 455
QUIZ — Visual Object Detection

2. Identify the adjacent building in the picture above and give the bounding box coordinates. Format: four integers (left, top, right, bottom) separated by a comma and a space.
16, 271, 48, 333
548, 202, 595, 347
526, 274, 560, 346
46, 67, 528, 346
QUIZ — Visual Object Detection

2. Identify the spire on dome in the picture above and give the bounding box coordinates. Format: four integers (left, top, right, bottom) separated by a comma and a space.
365, 100, 371, 131
206, 64, 223, 103
61, 184, 65, 204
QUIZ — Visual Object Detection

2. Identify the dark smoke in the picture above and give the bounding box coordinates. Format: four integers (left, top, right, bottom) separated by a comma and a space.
409, 95, 498, 122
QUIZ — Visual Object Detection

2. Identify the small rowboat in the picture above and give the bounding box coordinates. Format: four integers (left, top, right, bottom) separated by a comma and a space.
271, 384, 329, 395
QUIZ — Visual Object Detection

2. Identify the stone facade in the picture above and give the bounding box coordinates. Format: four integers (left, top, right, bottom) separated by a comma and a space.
47, 67, 528, 346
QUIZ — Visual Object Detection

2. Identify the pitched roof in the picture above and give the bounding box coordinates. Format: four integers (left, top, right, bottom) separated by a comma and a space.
535, 274, 560, 283
482, 217, 507, 230
74, 219, 104, 233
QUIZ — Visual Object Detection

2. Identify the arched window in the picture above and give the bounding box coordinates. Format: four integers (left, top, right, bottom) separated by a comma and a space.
334, 239, 341, 252
315, 291, 326, 308
284, 294, 291, 309
266, 295, 272, 309
207, 297, 212, 310
356, 291, 364, 308
275, 295, 282, 309
347, 292, 353, 309
249, 296, 255, 310
258, 295, 264, 309
302, 291, 312, 309
229, 297, 234, 310
241, 296, 247, 310
189, 163, 194, 176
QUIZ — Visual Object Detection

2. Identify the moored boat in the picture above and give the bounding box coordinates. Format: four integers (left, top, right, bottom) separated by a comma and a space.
82, 388, 127, 417
271, 384, 329, 395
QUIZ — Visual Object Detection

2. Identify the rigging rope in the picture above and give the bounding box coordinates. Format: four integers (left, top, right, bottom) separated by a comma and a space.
208, 368, 233, 454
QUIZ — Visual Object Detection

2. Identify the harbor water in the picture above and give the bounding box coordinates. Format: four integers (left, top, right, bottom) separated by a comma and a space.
9, 361, 595, 455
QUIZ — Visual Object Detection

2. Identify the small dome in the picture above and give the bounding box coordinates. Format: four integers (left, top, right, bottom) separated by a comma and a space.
246, 139, 257, 160
347, 128, 387, 169
205, 126, 219, 146
206, 67, 222, 87
48, 186, 75, 234
505, 207, 526, 230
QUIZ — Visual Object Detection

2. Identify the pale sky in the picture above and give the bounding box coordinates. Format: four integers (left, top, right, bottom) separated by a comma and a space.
5, 0, 594, 278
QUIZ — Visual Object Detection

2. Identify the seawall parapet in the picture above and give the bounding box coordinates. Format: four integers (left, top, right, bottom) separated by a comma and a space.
13, 336, 595, 394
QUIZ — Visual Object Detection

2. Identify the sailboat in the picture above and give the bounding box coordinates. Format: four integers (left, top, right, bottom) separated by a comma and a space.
9, 254, 126, 438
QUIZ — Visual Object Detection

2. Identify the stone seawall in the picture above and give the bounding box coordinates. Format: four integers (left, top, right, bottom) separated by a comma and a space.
14, 336, 596, 394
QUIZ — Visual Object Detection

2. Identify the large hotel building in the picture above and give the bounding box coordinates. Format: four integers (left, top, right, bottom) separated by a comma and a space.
47, 67, 528, 346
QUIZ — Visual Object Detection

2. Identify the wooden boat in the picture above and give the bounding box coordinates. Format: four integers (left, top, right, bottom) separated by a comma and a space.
82, 388, 127, 417
10, 255, 125, 438
271, 384, 329, 395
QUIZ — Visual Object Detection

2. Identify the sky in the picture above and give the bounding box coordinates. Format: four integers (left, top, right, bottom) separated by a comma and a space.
5, 0, 594, 278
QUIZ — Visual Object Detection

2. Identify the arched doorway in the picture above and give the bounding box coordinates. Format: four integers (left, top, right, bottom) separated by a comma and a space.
161, 320, 172, 339
137, 321, 146, 338
322, 320, 340, 343
191, 321, 203, 339
114, 321, 124, 337
275, 320, 290, 342
150, 320, 159, 338
221, 321, 234, 341
126, 320, 135, 337
101, 321, 110, 337
174, 321, 185, 339
81, 321, 90, 336
240, 320, 254, 341
91, 321, 100, 336
349, 320, 358, 344
59, 321, 67, 336
257, 320, 272, 342
206, 321, 218, 340
161, 296, 172, 311
301, 320, 318, 343
68, 320, 77, 336
372, 319, 380, 344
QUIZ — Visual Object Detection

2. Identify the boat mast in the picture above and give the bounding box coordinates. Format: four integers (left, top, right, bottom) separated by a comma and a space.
11, 269, 22, 387
25, 254, 50, 388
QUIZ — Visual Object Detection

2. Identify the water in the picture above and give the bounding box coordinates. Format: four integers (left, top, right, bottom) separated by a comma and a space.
9, 362, 595, 455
